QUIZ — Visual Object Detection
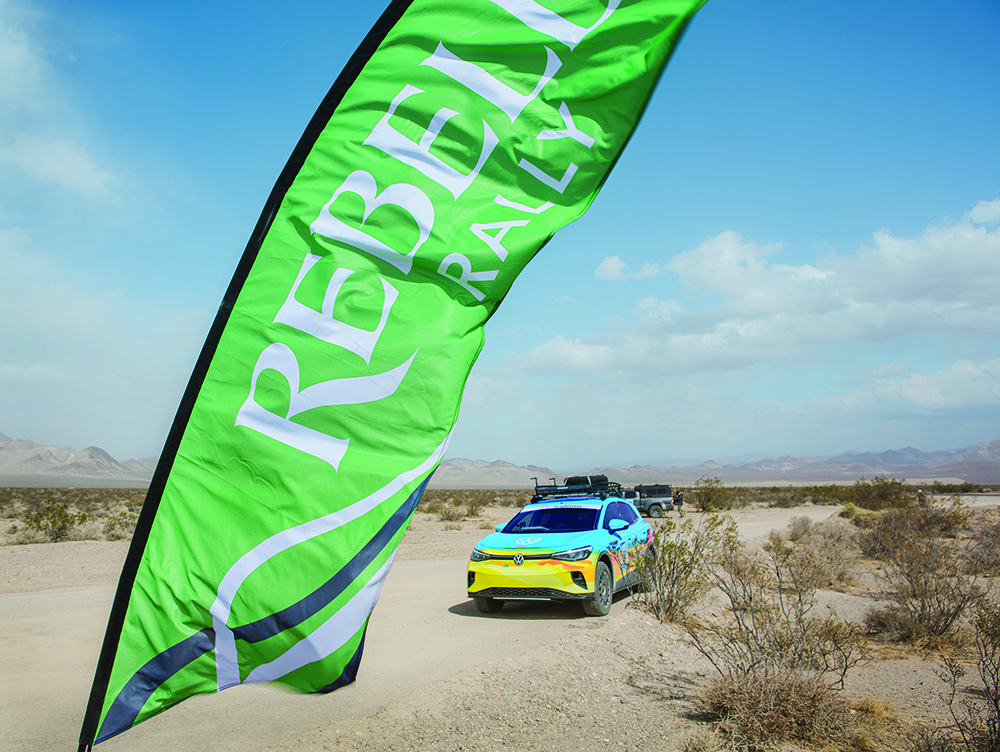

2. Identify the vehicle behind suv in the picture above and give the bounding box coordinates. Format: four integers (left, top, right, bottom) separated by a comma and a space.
631, 483, 679, 518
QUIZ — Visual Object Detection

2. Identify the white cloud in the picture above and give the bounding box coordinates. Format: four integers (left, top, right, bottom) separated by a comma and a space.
813, 359, 1000, 414
536, 205, 1000, 380
595, 255, 663, 281
0, 133, 117, 196
0, 1, 122, 198
518, 334, 615, 374
966, 199, 1000, 225
0, 2, 48, 113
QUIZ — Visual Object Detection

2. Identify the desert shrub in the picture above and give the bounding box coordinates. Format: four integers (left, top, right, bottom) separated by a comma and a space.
975, 601, 1000, 747
787, 515, 814, 542
464, 498, 486, 518
679, 729, 723, 752
103, 506, 139, 541
779, 517, 859, 590
852, 475, 912, 511
932, 481, 987, 495
688, 532, 865, 750
632, 514, 734, 623
967, 515, 1000, 576
688, 532, 863, 683
859, 499, 968, 560
443, 522, 462, 531
908, 600, 1000, 752
438, 504, 464, 522
841, 501, 879, 528
699, 669, 852, 749
23, 499, 90, 542
693, 476, 731, 512
7, 526, 48, 545
862, 501, 983, 642
67, 519, 104, 541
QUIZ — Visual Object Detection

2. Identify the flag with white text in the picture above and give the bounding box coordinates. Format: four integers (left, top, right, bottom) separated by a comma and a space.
79, 0, 708, 746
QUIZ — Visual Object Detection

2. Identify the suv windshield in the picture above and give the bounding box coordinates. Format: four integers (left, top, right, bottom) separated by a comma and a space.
503, 505, 600, 534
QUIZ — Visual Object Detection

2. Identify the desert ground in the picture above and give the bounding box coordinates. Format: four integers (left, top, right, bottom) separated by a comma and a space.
2, 495, 998, 752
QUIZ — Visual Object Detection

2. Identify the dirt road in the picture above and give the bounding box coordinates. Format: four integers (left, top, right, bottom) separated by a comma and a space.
2, 499, 994, 751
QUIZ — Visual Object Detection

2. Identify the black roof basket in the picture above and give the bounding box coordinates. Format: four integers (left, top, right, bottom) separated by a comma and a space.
530, 475, 623, 502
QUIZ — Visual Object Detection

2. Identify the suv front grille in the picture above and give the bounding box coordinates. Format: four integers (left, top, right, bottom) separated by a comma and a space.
472, 587, 588, 600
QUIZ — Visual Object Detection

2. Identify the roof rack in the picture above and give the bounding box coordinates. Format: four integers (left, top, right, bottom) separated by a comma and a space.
530, 474, 623, 503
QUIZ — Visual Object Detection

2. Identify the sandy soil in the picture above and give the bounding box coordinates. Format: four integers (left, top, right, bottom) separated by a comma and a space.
2, 500, 996, 752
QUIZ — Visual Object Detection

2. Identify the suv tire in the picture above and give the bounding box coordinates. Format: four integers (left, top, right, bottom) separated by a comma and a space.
582, 562, 613, 616
474, 597, 504, 613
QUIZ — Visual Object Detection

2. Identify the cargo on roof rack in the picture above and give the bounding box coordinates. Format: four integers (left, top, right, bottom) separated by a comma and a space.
530, 474, 623, 502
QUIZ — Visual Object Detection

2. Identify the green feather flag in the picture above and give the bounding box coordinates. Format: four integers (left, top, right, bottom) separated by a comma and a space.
78, 0, 708, 746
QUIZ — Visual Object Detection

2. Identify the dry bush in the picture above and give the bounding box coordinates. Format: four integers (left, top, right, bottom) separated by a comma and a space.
464, 497, 486, 518
973, 600, 1000, 748
862, 501, 984, 642
103, 506, 140, 541
688, 530, 866, 750
2, 488, 147, 544
67, 519, 104, 541
689, 532, 863, 685
438, 504, 464, 522
443, 522, 462, 531
841, 501, 879, 528
967, 513, 1000, 576
798, 518, 859, 590
679, 729, 723, 752
7, 526, 48, 545
632, 515, 734, 623
859, 499, 968, 559
905, 600, 1000, 752
787, 515, 814, 542
699, 670, 852, 749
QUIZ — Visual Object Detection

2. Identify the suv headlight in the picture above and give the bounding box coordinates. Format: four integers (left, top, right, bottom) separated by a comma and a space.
470, 549, 491, 562
551, 546, 593, 562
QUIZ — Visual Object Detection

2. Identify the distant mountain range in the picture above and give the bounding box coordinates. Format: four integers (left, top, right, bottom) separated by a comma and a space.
1, 432, 997, 488
0, 437, 156, 488
428, 440, 1000, 488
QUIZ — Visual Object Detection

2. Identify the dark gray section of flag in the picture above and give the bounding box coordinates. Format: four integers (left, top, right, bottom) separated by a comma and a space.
94, 475, 429, 743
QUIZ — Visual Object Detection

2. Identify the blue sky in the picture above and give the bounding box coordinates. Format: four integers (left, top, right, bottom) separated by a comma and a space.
1, 0, 998, 470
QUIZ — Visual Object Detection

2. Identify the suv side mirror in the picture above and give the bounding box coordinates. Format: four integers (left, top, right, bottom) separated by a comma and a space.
495, 524, 504, 532
609, 519, 628, 532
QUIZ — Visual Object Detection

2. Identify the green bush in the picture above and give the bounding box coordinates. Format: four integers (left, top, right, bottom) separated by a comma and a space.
632, 514, 734, 623
24, 499, 89, 542
852, 476, 912, 511
692, 476, 730, 512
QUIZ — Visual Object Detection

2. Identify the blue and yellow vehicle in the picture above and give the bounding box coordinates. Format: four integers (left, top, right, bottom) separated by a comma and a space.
466, 478, 653, 616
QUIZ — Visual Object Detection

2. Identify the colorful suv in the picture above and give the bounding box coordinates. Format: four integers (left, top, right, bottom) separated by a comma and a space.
466, 482, 653, 616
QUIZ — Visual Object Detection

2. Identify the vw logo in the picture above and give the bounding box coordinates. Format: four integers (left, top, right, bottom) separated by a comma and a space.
513, 554, 524, 566
515, 536, 541, 545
